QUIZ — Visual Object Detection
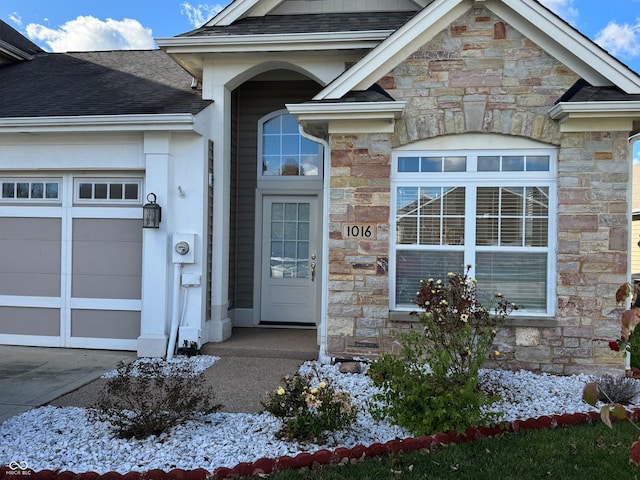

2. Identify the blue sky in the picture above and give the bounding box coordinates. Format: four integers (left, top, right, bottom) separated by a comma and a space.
2, 1, 639, 73
2, 0, 640, 159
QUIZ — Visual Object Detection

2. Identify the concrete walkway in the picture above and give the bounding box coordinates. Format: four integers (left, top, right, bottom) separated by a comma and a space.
0, 328, 319, 424
0, 346, 135, 424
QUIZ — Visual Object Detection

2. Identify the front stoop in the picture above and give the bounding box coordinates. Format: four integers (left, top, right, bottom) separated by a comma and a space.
201, 327, 318, 360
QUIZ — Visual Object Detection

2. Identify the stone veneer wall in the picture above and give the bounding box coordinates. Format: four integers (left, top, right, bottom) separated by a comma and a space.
325, 7, 631, 375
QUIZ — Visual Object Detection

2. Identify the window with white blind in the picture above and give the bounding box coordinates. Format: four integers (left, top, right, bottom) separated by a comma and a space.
391, 150, 556, 315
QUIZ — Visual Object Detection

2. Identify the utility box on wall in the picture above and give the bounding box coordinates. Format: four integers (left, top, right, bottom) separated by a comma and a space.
172, 233, 196, 264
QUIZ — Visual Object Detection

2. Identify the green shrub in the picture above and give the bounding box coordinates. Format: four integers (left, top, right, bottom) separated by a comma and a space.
369, 267, 515, 436
177, 340, 200, 357
262, 369, 358, 444
90, 359, 221, 439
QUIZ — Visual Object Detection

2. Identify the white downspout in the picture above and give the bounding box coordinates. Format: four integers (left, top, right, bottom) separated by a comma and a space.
300, 126, 332, 364
166, 262, 182, 360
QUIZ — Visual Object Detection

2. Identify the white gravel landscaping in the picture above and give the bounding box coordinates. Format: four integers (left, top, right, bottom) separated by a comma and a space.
0, 359, 626, 475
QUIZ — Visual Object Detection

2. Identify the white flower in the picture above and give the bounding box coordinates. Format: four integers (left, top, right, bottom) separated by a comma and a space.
460, 313, 469, 323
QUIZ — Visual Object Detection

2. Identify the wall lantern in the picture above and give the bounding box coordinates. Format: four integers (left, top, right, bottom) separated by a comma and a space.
143, 193, 162, 229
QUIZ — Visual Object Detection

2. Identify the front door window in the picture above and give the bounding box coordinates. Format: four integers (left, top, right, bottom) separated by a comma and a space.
269, 202, 310, 279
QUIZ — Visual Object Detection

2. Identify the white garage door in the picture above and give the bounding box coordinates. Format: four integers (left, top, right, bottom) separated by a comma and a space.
0, 175, 143, 350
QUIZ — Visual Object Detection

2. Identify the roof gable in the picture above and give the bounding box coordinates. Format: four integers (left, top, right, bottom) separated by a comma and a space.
315, 0, 640, 99
180, 11, 417, 37
208, 0, 427, 26
0, 20, 44, 63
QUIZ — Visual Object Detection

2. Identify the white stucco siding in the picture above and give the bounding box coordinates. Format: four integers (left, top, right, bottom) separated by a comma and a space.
0, 132, 145, 171
0, 124, 213, 354
168, 132, 211, 348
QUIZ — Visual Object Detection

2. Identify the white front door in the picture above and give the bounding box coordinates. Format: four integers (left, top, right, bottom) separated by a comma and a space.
260, 195, 319, 324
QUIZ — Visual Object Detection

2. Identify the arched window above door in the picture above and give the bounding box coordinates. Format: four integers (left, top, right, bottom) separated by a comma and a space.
259, 111, 322, 178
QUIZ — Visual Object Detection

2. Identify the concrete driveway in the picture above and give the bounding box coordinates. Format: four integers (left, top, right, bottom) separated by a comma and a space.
0, 346, 135, 425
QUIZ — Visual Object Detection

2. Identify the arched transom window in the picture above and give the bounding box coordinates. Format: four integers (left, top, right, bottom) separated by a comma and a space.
259, 112, 322, 178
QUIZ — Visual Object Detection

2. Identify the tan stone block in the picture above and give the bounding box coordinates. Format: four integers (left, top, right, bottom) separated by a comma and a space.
328, 280, 354, 291
515, 327, 541, 346
593, 348, 624, 365
328, 304, 362, 318
362, 305, 389, 320
327, 335, 345, 355
514, 345, 551, 363
331, 167, 351, 176
562, 326, 593, 338
327, 318, 356, 336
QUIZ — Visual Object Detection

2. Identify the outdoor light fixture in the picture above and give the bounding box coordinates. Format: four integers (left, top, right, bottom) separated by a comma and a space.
142, 193, 162, 228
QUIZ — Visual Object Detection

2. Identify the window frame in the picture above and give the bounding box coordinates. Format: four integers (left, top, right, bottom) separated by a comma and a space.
0, 177, 62, 203
257, 109, 323, 181
73, 178, 143, 205
390, 149, 557, 317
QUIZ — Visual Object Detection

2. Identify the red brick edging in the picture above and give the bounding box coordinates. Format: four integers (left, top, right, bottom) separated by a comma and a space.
3, 409, 639, 480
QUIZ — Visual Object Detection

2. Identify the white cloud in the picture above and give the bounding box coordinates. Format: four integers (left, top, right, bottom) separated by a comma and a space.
8, 12, 22, 26
181, 3, 225, 28
539, 0, 579, 25
595, 21, 640, 59
25, 16, 156, 52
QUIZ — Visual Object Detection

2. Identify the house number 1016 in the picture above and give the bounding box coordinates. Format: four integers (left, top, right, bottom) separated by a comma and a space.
344, 224, 376, 239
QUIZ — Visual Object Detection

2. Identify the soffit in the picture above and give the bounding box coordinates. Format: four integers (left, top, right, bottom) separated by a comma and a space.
208, 0, 426, 26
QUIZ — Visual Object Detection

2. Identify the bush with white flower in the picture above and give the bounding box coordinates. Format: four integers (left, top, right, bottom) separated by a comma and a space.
368, 266, 516, 436
262, 368, 358, 443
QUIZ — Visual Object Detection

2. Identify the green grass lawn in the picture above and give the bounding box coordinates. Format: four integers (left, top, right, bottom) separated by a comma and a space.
253, 422, 640, 480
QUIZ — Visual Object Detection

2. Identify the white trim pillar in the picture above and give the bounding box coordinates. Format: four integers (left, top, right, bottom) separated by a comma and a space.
138, 132, 172, 356
205, 80, 232, 342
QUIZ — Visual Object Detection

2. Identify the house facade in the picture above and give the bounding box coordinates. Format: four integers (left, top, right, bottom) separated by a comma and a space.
1, 0, 640, 375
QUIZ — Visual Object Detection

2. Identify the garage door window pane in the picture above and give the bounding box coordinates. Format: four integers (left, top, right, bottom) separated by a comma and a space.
17, 183, 29, 198
109, 183, 123, 200
2, 183, 14, 198
94, 184, 108, 199
31, 183, 44, 198
79, 183, 92, 199
124, 184, 138, 200
45, 183, 58, 199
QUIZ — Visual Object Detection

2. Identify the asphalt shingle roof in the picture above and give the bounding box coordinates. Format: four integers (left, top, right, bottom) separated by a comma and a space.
558, 79, 640, 103
0, 49, 212, 118
179, 11, 417, 37
0, 20, 44, 57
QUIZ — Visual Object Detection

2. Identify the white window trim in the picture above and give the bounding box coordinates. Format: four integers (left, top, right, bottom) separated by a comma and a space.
73, 177, 143, 205
257, 109, 323, 182
0, 177, 62, 203
390, 148, 557, 317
